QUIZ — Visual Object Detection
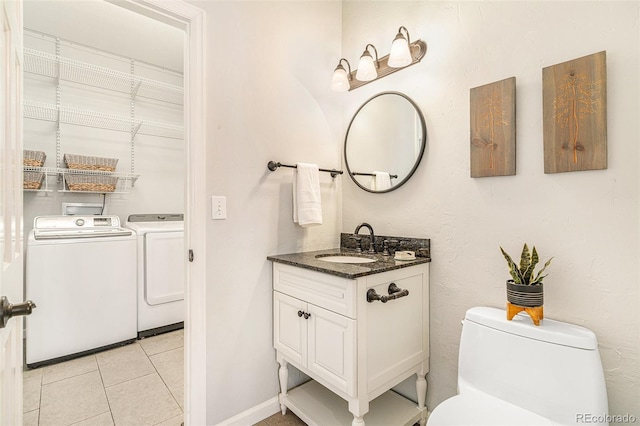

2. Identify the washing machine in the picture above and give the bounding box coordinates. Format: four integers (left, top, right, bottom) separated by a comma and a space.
126, 214, 185, 337
26, 215, 137, 368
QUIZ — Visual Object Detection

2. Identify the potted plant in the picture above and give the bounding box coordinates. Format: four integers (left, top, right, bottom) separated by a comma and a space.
500, 243, 552, 308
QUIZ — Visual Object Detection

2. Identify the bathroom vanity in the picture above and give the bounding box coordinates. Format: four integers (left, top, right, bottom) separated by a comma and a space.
268, 244, 430, 426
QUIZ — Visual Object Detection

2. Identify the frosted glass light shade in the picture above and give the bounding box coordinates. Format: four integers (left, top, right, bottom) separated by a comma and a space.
331, 66, 350, 91
388, 36, 412, 68
356, 52, 377, 81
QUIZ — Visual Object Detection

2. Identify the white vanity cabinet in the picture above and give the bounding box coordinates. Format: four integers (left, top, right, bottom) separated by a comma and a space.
272, 261, 430, 426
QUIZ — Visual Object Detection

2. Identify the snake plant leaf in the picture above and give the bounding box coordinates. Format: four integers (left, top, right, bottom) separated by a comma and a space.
532, 257, 554, 284
501, 246, 524, 283
519, 243, 531, 276
532, 274, 548, 285
531, 246, 540, 269
523, 246, 540, 284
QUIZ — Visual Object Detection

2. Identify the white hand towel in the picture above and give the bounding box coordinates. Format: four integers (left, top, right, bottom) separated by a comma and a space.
371, 171, 391, 191
293, 162, 322, 227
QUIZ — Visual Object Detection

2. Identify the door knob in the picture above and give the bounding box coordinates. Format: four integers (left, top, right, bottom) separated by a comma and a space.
0, 296, 36, 328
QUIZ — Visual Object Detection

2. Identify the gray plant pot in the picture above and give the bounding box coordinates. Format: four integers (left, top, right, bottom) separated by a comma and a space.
506, 280, 544, 307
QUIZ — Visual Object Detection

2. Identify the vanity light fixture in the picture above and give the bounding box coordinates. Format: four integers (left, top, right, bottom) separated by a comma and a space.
330, 58, 352, 92
355, 44, 379, 82
331, 26, 427, 92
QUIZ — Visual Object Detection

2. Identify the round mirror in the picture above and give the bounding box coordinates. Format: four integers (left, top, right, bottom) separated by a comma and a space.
344, 92, 426, 193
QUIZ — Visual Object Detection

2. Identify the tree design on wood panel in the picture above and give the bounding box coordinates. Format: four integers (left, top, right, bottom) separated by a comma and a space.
470, 77, 516, 178
543, 51, 607, 173
553, 71, 602, 164
472, 90, 508, 169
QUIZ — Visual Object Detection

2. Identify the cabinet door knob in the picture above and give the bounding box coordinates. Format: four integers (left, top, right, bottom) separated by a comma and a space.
303, 312, 311, 319
298, 310, 304, 317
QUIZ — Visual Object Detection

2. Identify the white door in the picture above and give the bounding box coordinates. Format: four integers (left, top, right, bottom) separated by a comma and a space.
145, 232, 185, 305
0, 0, 27, 424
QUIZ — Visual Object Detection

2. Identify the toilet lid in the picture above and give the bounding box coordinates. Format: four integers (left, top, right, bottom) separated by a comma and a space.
427, 391, 554, 426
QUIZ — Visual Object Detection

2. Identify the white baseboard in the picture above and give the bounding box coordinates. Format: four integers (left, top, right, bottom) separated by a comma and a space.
216, 396, 280, 426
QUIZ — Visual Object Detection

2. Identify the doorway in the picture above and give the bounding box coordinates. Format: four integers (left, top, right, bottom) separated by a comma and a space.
20, 0, 207, 424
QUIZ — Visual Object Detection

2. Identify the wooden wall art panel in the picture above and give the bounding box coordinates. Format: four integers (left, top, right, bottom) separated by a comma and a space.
543, 51, 607, 173
470, 77, 516, 178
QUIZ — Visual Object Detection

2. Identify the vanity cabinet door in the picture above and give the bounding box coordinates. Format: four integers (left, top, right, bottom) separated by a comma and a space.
274, 290, 356, 397
273, 291, 307, 367
307, 303, 356, 397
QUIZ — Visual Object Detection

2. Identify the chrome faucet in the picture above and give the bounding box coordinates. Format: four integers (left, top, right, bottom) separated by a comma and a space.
354, 222, 376, 253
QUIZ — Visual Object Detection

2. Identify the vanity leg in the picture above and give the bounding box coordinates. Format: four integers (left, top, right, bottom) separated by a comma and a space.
416, 373, 427, 426
278, 359, 289, 415
349, 399, 368, 426
352, 416, 365, 426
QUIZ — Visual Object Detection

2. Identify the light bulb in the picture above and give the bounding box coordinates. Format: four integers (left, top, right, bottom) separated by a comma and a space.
356, 51, 377, 81
388, 33, 412, 68
330, 64, 350, 92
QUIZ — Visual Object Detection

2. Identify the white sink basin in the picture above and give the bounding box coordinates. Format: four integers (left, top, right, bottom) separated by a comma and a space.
316, 255, 376, 264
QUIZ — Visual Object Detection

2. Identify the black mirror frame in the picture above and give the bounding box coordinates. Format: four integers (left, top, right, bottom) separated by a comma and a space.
344, 91, 427, 193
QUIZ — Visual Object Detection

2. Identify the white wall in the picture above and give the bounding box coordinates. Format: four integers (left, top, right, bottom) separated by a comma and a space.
192, 1, 343, 423
342, 0, 639, 419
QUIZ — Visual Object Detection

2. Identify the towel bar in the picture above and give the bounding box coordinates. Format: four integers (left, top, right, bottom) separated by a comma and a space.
351, 171, 398, 179
267, 161, 343, 178
366, 283, 410, 303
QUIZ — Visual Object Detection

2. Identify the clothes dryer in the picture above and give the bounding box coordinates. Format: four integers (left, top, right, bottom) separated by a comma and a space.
126, 214, 184, 337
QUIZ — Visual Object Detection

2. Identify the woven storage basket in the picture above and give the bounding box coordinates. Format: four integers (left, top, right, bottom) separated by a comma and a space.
23, 171, 44, 190
64, 154, 118, 172
64, 174, 118, 192
23, 150, 46, 167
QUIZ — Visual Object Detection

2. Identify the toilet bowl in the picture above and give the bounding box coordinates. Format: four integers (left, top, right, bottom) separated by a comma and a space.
427, 307, 609, 426
428, 390, 553, 425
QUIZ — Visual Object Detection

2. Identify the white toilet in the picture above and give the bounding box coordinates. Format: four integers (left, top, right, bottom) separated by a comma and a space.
427, 306, 609, 426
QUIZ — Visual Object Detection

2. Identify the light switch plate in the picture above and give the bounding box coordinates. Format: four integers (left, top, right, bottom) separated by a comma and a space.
212, 196, 227, 220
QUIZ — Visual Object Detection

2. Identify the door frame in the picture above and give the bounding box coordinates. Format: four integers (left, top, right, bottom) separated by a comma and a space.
105, 1, 208, 424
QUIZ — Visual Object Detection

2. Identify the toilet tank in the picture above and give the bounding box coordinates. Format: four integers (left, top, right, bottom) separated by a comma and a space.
458, 307, 608, 425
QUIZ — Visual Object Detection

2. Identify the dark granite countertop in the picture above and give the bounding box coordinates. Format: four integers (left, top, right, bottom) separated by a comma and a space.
267, 248, 431, 279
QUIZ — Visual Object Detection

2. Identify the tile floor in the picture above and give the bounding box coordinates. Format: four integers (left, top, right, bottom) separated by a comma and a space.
23, 329, 184, 426
255, 411, 306, 426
